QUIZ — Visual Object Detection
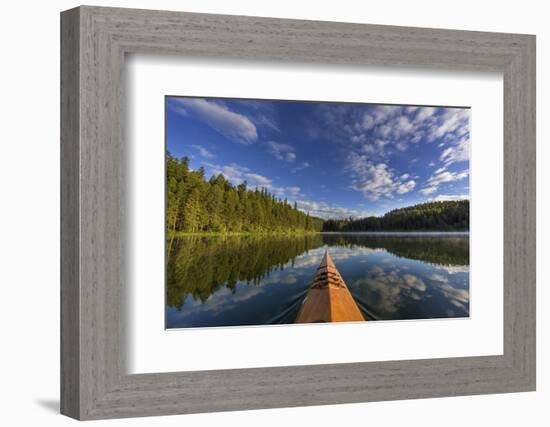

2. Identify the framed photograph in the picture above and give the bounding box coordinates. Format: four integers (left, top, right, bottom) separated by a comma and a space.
164, 96, 471, 329
61, 6, 536, 420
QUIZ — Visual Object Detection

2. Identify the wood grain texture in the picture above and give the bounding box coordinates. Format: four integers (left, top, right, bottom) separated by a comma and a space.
60, 5, 536, 420
60, 7, 80, 419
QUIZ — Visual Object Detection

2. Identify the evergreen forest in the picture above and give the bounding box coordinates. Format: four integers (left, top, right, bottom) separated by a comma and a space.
167, 154, 324, 236
322, 200, 469, 232
167, 154, 469, 236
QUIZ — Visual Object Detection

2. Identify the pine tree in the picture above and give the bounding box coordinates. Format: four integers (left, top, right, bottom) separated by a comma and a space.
182, 188, 202, 232
166, 153, 324, 234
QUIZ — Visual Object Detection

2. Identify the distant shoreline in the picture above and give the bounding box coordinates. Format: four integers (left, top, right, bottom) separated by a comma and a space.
169, 230, 469, 237
320, 231, 469, 235
168, 231, 320, 238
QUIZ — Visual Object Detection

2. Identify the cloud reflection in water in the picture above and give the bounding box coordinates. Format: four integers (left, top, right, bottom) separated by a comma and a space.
166, 233, 469, 328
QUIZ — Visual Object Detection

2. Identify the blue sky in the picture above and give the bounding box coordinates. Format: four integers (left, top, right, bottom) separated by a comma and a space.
166, 96, 470, 218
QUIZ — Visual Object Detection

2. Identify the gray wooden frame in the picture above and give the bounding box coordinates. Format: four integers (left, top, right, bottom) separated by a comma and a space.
60, 5, 536, 420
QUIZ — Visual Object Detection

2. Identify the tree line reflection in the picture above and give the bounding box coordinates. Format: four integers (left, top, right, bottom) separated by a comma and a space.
322, 234, 469, 265
166, 234, 323, 309
166, 233, 469, 310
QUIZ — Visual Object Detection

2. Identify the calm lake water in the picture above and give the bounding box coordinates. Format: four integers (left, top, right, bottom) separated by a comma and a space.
166, 233, 469, 329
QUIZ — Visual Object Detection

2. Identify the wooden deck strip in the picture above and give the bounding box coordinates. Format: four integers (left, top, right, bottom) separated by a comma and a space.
295, 251, 365, 323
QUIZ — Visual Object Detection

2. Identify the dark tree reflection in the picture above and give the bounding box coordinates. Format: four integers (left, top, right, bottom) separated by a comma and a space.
167, 234, 324, 309
322, 233, 469, 265
166, 233, 468, 311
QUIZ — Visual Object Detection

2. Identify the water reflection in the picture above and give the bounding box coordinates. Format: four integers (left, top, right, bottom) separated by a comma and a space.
166, 233, 469, 328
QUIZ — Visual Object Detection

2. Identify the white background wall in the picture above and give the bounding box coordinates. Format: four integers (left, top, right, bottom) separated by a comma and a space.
0, 0, 547, 425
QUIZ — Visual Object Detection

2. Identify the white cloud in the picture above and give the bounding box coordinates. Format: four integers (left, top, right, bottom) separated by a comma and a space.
191, 144, 215, 158
357, 270, 429, 315
296, 200, 376, 220
403, 274, 427, 292
420, 169, 469, 195
254, 114, 280, 132
437, 265, 469, 274
209, 163, 250, 183
428, 109, 469, 141
440, 284, 469, 310
361, 105, 440, 151
428, 194, 469, 202
266, 141, 296, 163
350, 160, 395, 200
427, 169, 469, 186
223, 99, 281, 133
283, 186, 301, 196
361, 106, 466, 155
171, 98, 257, 144
394, 116, 414, 136
411, 133, 423, 144
440, 134, 469, 166
361, 114, 375, 130
361, 105, 398, 130
347, 153, 416, 200
414, 107, 437, 122
420, 186, 438, 195
244, 173, 272, 187
309, 104, 470, 195
205, 161, 301, 198
378, 124, 392, 138
313, 105, 470, 167
395, 141, 408, 152
430, 273, 448, 282
360, 139, 390, 155
397, 180, 416, 194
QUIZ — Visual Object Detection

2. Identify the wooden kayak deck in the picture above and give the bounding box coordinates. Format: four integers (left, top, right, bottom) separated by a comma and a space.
295, 251, 365, 323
